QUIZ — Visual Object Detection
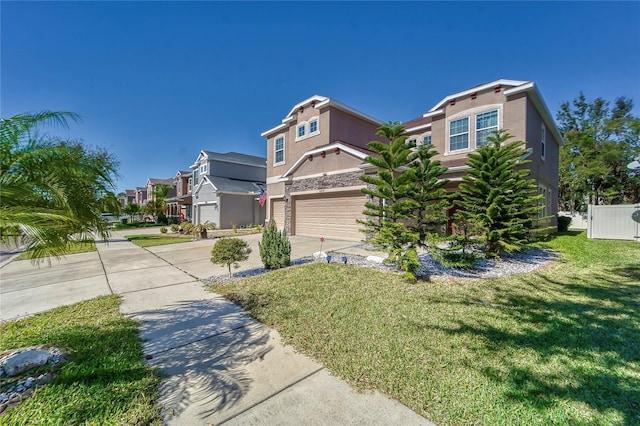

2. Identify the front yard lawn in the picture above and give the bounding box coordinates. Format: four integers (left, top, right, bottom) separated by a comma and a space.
0, 295, 161, 425
214, 232, 640, 425
126, 234, 194, 248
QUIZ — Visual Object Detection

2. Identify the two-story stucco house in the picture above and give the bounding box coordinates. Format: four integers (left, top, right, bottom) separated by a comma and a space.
166, 170, 193, 222
261, 96, 383, 240
402, 79, 562, 226
262, 79, 562, 241
190, 151, 266, 228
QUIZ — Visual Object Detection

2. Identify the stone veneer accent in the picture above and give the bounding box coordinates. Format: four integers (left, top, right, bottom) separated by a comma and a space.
283, 170, 372, 235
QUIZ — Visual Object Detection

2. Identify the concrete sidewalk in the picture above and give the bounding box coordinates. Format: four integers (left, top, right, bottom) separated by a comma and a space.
0, 230, 432, 425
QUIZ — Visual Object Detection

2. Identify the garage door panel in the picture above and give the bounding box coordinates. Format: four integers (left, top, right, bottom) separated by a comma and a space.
293, 191, 365, 241
270, 199, 285, 230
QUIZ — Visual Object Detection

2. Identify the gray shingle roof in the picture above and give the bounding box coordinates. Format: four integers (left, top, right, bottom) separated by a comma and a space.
202, 151, 266, 168
208, 176, 263, 193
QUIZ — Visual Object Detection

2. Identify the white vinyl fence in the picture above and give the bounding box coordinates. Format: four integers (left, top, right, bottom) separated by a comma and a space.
587, 204, 640, 241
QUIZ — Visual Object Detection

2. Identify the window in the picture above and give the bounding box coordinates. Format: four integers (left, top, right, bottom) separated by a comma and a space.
407, 138, 417, 146
476, 110, 498, 146
194, 170, 199, 185
422, 135, 432, 145
309, 119, 318, 134
449, 117, 469, 151
188, 177, 192, 191
297, 124, 306, 138
541, 124, 546, 160
275, 136, 285, 164
200, 163, 207, 173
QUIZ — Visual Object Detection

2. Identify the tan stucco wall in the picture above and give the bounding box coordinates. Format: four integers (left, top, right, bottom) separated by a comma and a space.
293, 150, 363, 177
328, 108, 380, 149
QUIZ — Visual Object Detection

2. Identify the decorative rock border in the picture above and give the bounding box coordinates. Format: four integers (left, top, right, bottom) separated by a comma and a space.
0, 346, 67, 415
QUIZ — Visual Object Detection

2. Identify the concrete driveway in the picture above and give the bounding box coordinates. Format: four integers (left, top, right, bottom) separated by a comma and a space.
0, 230, 430, 425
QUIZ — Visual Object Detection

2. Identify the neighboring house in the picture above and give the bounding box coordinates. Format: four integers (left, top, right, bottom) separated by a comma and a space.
134, 187, 147, 206
261, 96, 382, 240
118, 190, 136, 207
166, 170, 193, 222
262, 79, 562, 241
146, 178, 176, 204
190, 151, 266, 228
402, 79, 562, 227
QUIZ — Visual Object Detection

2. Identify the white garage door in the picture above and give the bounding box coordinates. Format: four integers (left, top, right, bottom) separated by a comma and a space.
198, 204, 217, 226
293, 191, 366, 241
270, 199, 285, 230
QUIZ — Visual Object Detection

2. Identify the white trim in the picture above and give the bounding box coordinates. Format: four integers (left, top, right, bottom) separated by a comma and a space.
261, 123, 287, 138
218, 191, 261, 196
290, 185, 366, 197
426, 79, 529, 113
295, 121, 307, 141
445, 104, 503, 154
192, 175, 216, 196
285, 95, 328, 119
447, 116, 470, 154
291, 167, 363, 181
405, 123, 431, 132
445, 165, 471, 173
281, 142, 369, 179
194, 200, 218, 206
423, 109, 444, 119
274, 134, 286, 166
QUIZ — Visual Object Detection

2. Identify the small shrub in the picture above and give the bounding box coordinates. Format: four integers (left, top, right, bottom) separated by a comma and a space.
255, 224, 264, 232
211, 237, 252, 278
181, 222, 194, 234
259, 220, 291, 270
231, 221, 238, 233
170, 224, 180, 233
160, 226, 168, 234
206, 222, 217, 230
558, 215, 572, 232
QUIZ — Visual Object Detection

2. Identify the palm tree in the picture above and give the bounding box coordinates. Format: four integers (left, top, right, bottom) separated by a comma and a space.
0, 111, 119, 260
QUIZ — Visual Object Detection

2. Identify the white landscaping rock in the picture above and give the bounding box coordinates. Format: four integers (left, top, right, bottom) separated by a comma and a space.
366, 255, 386, 264
3, 349, 53, 377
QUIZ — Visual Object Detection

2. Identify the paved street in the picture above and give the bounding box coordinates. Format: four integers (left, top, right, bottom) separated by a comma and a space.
0, 230, 432, 425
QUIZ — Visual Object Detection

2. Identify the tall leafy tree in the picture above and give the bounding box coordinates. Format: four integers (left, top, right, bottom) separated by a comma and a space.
455, 130, 543, 257
0, 111, 119, 259
123, 202, 141, 221
359, 122, 420, 276
144, 183, 171, 224
556, 93, 640, 210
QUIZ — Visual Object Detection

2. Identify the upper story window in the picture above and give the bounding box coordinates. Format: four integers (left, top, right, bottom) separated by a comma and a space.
422, 135, 432, 145
188, 177, 193, 191
295, 116, 320, 141
541, 124, 546, 160
199, 163, 207, 174
449, 117, 469, 152
476, 110, 498, 146
274, 135, 285, 165
194, 170, 199, 185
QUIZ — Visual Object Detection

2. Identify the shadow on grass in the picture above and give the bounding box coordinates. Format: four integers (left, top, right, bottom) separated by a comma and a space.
0, 309, 161, 424
431, 270, 640, 424
131, 299, 272, 421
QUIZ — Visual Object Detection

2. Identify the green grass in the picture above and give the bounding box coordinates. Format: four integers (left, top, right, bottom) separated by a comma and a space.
126, 234, 193, 247
15, 239, 96, 261
113, 221, 162, 230
0, 295, 161, 425
214, 232, 640, 426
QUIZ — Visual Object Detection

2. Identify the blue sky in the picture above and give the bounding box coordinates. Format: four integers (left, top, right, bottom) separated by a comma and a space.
2, 1, 639, 194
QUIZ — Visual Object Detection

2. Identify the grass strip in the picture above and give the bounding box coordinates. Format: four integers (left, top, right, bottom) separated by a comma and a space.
125, 234, 193, 248
15, 239, 96, 261
214, 232, 640, 425
0, 295, 161, 425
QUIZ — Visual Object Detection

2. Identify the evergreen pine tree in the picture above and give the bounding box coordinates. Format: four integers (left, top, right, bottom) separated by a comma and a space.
259, 219, 291, 270
359, 123, 420, 277
455, 130, 543, 257
405, 143, 450, 247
